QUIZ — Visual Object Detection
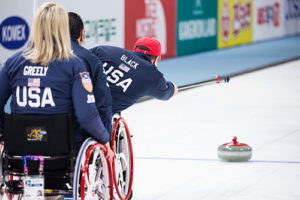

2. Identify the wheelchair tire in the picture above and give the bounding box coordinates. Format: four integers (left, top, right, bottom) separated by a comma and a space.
3, 193, 23, 200
111, 118, 134, 200
73, 138, 113, 200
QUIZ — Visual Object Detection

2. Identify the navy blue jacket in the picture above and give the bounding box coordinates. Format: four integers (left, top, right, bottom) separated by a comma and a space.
90, 45, 175, 114
71, 38, 112, 134
0, 51, 109, 144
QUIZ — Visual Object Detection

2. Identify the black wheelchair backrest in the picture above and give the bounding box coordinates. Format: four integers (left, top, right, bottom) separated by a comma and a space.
4, 113, 75, 156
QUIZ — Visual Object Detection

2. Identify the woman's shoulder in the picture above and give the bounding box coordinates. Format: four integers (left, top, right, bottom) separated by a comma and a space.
3, 51, 26, 73
5, 51, 24, 64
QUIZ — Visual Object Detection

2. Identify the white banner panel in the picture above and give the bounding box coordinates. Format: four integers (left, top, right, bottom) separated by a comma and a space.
38, 0, 124, 48
253, 0, 285, 42
283, 0, 300, 35
0, 0, 33, 69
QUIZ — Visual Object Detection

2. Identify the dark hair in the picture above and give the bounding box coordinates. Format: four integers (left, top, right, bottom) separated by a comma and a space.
135, 45, 157, 61
68, 12, 84, 39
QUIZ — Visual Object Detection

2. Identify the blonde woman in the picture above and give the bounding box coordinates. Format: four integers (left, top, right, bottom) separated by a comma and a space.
0, 2, 114, 161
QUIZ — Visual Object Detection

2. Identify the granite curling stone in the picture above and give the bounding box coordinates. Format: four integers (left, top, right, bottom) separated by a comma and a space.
218, 136, 252, 162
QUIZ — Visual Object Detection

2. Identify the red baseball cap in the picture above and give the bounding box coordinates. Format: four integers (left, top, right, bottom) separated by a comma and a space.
133, 37, 161, 57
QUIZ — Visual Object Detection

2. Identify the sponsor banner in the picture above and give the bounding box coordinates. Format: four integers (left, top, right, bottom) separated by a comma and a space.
218, 0, 253, 48
253, 0, 285, 41
38, 0, 124, 48
125, 0, 176, 59
0, 0, 33, 69
284, 0, 300, 35
177, 0, 218, 56
0, 16, 30, 50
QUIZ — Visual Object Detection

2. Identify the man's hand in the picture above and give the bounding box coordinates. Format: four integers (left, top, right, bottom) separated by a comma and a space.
172, 82, 178, 97
104, 142, 114, 163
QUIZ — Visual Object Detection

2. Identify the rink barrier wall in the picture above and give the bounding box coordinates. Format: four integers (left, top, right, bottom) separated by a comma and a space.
1, 0, 300, 72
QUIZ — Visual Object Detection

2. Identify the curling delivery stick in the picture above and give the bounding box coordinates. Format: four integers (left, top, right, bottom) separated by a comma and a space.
178, 75, 230, 92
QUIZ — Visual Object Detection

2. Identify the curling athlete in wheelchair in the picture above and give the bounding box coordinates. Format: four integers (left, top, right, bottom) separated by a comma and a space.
90, 37, 179, 200
68, 12, 134, 200
68, 10, 178, 200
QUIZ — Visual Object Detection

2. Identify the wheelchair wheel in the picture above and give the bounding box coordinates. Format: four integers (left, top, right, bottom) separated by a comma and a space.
4, 194, 23, 200
73, 138, 113, 200
3, 193, 23, 200
2, 174, 24, 200
111, 118, 134, 200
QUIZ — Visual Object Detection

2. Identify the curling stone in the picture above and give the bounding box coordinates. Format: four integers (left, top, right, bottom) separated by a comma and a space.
218, 136, 252, 162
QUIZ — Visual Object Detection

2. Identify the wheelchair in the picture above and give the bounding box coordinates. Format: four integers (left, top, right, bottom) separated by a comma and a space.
0, 113, 134, 200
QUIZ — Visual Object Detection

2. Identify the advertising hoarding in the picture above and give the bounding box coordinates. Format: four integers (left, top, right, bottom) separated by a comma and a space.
218, 0, 253, 48
253, 0, 285, 41
38, 0, 125, 48
284, 0, 300, 35
0, 0, 33, 69
177, 0, 218, 56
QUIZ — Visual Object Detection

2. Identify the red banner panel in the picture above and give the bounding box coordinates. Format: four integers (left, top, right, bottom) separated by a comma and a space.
125, 0, 176, 59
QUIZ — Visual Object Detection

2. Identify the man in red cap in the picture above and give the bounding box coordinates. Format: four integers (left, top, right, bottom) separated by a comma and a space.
133, 37, 162, 66
90, 37, 178, 115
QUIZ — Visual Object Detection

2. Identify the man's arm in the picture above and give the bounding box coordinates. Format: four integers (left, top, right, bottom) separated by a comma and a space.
92, 57, 113, 133
71, 63, 109, 144
148, 76, 178, 100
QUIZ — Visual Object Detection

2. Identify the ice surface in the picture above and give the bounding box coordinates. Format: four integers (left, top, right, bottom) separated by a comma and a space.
122, 60, 300, 200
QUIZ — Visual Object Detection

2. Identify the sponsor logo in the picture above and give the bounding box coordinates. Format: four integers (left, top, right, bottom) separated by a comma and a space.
193, 0, 203, 15
257, 3, 280, 27
232, 1, 251, 38
26, 127, 47, 141
84, 18, 116, 43
221, 0, 251, 41
285, 0, 300, 20
0, 16, 29, 50
221, 0, 231, 42
178, 19, 216, 41
136, 0, 167, 54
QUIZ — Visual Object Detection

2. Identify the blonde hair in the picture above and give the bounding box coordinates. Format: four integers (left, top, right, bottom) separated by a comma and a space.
23, 2, 73, 66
